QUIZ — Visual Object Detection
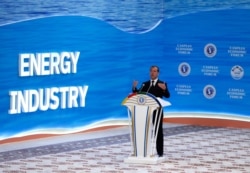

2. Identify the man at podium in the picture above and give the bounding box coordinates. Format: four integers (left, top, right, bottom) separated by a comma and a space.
132, 65, 170, 157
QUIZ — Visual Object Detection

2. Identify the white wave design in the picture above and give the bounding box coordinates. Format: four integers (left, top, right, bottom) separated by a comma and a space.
1, 112, 249, 141
0, 0, 249, 33
0, 118, 129, 140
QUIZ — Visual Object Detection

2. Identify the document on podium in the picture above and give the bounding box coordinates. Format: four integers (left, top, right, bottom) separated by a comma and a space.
156, 97, 171, 107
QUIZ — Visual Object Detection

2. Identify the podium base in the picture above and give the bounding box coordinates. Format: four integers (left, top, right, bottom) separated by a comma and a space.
124, 156, 166, 164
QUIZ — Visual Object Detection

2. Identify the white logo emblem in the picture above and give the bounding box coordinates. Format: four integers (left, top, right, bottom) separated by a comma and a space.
231, 65, 244, 80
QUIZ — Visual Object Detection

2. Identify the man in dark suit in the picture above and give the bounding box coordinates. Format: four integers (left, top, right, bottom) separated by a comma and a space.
132, 65, 170, 157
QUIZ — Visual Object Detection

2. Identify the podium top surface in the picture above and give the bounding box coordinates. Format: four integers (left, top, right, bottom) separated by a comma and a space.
122, 92, 171, 107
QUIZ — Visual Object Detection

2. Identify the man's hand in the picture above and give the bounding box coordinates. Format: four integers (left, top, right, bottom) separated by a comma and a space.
158, 83, 166, 90
133, 80, 138, 88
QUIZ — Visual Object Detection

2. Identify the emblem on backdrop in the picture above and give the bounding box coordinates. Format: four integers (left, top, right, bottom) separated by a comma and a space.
204, 43, 217, 58
231, 65, 244, 80
178, 62, 191, 76
203, 85, 216, 99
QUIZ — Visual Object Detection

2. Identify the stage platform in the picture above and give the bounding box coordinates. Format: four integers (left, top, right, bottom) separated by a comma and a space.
0, 123, 249, 172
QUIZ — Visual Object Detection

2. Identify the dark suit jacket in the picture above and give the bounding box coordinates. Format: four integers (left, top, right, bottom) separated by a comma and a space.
132, 79, 170, 98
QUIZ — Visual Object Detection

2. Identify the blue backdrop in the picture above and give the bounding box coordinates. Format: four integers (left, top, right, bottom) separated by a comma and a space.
0, 0, 249, 139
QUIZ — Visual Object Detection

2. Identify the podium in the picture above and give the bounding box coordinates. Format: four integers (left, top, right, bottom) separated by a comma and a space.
122, 92, 171, 164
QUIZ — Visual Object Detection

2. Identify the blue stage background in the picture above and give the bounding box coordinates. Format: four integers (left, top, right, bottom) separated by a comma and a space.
0, 0, 249, 139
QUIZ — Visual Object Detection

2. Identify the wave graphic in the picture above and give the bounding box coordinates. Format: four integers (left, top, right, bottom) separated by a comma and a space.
0, 0, 250, 33
0, 118, 129, 140
1, 112, 249, 141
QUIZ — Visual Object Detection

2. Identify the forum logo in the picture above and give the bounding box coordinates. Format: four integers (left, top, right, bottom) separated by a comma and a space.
137, 96, 146, 105
178, 62, 191, 76
203, 85, 216, 99
204, 43, 217, 58
231, 65, 244, 80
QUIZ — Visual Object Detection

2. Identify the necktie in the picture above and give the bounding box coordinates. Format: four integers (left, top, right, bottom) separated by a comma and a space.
151, 80, 154, 86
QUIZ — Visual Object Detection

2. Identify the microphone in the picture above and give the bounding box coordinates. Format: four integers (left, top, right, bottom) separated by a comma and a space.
138, 83, 145, 93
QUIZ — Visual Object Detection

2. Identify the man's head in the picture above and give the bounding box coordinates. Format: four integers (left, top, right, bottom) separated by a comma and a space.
150, 65, 159, 80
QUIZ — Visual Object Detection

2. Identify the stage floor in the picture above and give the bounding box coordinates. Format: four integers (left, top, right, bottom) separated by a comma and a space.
0, 123, 249, 172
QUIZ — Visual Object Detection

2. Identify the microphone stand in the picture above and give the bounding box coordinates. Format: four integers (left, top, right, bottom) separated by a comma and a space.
146, 83, 152, 93
138, 84, 145, 93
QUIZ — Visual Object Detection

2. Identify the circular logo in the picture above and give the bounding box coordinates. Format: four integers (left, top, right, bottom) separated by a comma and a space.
178, 62, 191, 76
231, 65, 244, 80
203, 85, 216, 99
204, 43, 217, 58
137, 96, 146, 105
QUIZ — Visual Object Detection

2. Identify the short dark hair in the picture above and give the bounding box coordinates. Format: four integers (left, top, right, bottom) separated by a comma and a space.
150, 65, 160, 72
